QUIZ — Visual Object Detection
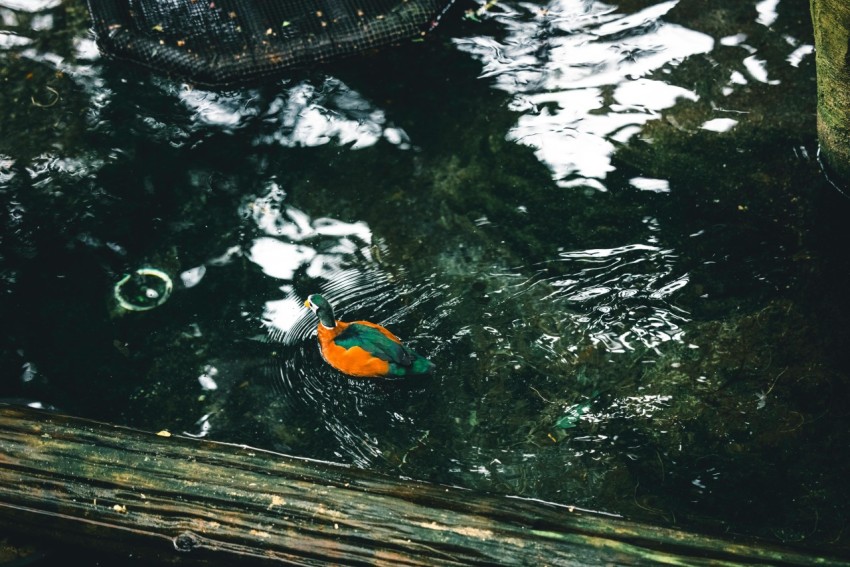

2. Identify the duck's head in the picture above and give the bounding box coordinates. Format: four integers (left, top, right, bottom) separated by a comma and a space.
305, 294, 336, 328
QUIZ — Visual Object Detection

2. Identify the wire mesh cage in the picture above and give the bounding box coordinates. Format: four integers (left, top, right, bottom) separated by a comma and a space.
87, 0, 456, 87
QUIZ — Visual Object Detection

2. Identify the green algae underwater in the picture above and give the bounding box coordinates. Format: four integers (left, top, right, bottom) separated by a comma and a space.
1, 0, 849, 559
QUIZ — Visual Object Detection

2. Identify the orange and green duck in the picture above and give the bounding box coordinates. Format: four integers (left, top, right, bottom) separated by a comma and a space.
304, 294, 435, 378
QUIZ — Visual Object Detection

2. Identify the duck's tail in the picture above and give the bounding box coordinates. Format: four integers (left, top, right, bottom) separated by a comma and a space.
390, 347, 435, 376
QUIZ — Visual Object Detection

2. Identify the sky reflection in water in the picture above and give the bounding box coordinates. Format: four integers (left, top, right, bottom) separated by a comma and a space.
455, 0, 713, 188
178, 77, 411, 149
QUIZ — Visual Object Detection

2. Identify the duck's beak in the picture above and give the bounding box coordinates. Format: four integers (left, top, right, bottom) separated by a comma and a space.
304, 299, 312, 308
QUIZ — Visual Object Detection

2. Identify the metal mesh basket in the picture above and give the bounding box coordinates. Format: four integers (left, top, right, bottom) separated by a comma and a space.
87, 0, 455, 87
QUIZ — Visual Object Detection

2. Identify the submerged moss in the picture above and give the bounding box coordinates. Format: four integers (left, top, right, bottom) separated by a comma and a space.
0, 0, 91, 162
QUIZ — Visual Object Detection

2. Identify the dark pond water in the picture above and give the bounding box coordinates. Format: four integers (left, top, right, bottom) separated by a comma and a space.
2, 0, 850, 559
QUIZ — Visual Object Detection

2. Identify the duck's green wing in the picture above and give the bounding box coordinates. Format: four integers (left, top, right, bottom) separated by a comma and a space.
335, 323, 433, 376
334, 323, 411, 364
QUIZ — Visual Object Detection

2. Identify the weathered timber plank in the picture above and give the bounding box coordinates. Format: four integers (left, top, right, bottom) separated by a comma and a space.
811, 0, 850, 184
0, 405, 844, 566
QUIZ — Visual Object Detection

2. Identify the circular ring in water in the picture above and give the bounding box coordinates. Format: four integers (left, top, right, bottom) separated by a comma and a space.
114, 268, 173, 311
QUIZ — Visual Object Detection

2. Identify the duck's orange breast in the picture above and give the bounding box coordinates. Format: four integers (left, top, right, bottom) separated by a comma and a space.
316, 321, 393, 377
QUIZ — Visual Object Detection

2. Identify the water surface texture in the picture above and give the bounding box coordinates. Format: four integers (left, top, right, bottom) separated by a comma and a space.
2, 0, 850, 556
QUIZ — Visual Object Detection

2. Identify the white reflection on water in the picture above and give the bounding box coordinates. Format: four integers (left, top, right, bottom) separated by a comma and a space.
786, 44, 813, 68
455, 0, 713, 188
249, 238, 316, 280
0, 0, 60, 11
629, 177, 670, 193
179, 77, 411, 149
743, 55, 779, 85
0, 31, 31, 48
755, 0, 779, 27
700, 118, 738, 133
238, 182, 389, 345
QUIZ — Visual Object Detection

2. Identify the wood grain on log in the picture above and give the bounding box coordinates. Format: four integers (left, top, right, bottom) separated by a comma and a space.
0, 405, 844, 566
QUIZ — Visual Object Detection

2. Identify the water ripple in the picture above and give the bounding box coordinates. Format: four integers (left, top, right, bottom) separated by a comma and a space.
224, 179, 450, 467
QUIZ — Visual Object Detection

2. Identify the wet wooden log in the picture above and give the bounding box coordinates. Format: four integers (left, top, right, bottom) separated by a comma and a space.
811, 0, 850, 184
0, 404, 844, 566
